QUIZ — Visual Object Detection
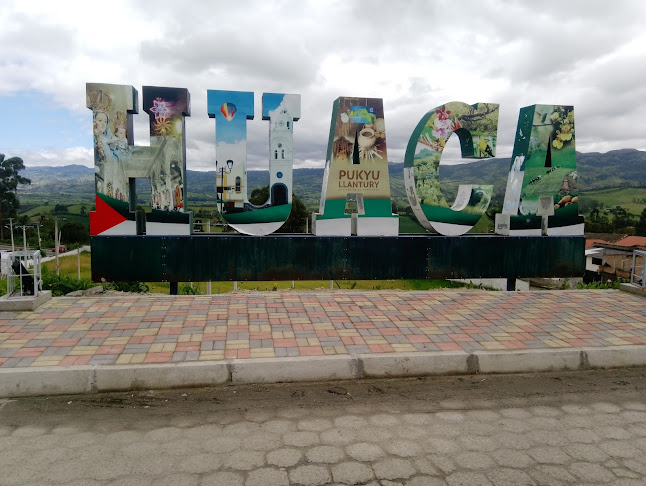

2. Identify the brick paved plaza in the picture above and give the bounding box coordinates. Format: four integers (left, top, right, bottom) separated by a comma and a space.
1, 290, 645, 369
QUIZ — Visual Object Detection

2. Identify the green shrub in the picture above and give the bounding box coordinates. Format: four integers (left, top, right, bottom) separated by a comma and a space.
104, 281, 150, 293
41, 267, 93, 296
180, 283, 200, 295
577, 279, 626, 290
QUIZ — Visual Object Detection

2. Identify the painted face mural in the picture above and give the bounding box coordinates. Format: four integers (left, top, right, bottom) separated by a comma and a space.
404, 102, 500, 236
207, 91, 301, 236
498, 104, 583, 236
87, 83, 191, 236
313, 97, 398, 236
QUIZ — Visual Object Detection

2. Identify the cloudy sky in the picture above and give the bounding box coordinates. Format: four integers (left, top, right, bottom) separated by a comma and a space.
1, 0, 645, 171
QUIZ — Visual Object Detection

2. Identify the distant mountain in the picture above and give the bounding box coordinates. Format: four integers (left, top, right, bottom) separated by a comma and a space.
21, 164, 95, 197
19, 149, 646, 208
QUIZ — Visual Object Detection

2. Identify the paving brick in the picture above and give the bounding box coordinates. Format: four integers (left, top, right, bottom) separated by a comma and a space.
346, 442, 385, 462
331, 462, 374, 484
289, 465, 331, 486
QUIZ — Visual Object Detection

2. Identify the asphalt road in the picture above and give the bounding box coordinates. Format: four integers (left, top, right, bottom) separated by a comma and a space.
1, 368, 645, 485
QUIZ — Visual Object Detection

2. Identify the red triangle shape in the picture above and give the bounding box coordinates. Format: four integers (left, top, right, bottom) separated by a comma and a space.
90, 194, 128, 235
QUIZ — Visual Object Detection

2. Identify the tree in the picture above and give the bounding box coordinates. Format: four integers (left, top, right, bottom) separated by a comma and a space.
60, 221, 90, 244
585, 208, 612, 233
0, 154, 31, 239
249, 186, 309, 233
280, 194, 309, 233
611, 206, 635, 233
39, 214, 56, 245
636, 208, 646, 237
249, 186, 270, 206
53, 203, 69, 214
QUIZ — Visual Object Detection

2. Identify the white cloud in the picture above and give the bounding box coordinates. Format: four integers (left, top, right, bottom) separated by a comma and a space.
1, 0, 646, 173
4, 147, 94, 167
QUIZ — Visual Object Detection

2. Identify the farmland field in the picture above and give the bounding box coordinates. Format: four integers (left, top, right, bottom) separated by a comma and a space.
581, 186, 646, 215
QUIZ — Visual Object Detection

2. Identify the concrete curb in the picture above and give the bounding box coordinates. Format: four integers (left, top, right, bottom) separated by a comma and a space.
360, 351, 472, 378
2, 347, 646, 398
95, 362, 230, 392
475, 348, 583, 374
230, 356, 360, 384
0, 366, 94, 397
583, 345, 646, 369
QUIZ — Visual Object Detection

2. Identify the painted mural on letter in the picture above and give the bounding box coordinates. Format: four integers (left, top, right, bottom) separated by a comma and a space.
500, 104, 583, 235
87, 83, 191, 236
207, 90, 301, 236
313, 97, 397, 236
404, 102, 499, 236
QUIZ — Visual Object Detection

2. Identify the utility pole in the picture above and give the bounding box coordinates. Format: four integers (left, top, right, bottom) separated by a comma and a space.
7, 217, 15, 252
32, 222, 42, 249
16, 225, 30, 252
206, 220, 211, 295
54, 217, 61, 275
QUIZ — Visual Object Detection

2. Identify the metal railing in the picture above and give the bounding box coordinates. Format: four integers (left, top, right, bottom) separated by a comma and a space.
5, 250, 42, 297
631, 249, 645, 289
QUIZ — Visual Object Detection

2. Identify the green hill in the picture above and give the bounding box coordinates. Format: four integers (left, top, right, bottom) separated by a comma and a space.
17, 149, 646, 215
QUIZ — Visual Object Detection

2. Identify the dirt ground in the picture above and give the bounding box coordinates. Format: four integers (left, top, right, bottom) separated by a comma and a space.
2, 368, 645, 427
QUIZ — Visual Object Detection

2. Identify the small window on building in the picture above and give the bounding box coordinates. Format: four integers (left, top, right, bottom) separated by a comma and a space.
235, 176, 241, 193
592, 257, 602, 265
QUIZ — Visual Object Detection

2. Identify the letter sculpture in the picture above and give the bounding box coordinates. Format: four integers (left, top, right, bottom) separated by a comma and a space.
404, 102, 499, 236
207, 90, 301, 236
312, 97, 398, 236
87, 83, 191, 235
497, 104, 583, 235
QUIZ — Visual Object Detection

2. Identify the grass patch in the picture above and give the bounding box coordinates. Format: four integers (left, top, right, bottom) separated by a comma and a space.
37, 251, 486, 295
147, 279, 476, 294
43, 251, 92, 280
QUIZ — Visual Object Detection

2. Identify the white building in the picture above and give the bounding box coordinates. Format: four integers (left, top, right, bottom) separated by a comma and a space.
268, 107, 294, 206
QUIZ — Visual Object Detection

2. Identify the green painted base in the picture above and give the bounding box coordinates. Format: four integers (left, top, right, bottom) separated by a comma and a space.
422, 205, 481, 226
223, 204, 292, 224
91, 234, 584, 282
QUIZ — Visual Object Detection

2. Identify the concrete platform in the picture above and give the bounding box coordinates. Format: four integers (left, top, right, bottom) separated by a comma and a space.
1, 289, 645, 398
620, 282, 646, 297
0, 290, 52, 311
